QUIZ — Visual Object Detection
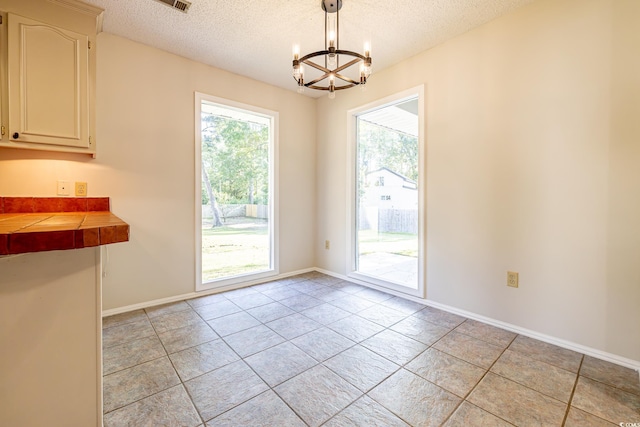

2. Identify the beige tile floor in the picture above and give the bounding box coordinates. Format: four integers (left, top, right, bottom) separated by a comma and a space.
102, 272, 640, 426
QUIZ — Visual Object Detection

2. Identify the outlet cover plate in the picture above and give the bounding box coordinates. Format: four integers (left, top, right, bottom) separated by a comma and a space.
75, 182, 88, 197
507, 271, 519, 288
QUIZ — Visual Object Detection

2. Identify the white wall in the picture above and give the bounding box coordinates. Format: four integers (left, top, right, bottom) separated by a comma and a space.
316, 0, 640, 362
0, 33, 317, 310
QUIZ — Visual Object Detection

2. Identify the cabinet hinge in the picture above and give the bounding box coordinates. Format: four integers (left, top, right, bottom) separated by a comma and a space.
0, 16, 3, 25
1, 126, 5, 136
88, 41, 92, 50
89, 136, 92, 145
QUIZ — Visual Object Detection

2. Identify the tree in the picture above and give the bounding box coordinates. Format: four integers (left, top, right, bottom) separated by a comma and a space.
358, 120, 418, 181
201, 162, 222, 227
200, 113, 269, 227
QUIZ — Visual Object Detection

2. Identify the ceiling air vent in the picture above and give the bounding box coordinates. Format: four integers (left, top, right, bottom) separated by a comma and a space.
154, 0, 191, 13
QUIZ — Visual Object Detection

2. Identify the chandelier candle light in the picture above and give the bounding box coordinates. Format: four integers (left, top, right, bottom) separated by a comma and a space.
292, 0, 372, 98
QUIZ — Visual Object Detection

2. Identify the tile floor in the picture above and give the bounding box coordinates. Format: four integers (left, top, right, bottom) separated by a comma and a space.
102, 272, 640, 426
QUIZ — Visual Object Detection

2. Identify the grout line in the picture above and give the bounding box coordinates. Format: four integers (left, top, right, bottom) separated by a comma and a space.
270, 389, 312, 427
102, 352, 167, 378
562, 356, 639, 423
561, 354, 584, 426
105, 308, 195, 419
364, 391, 416, 426
437, 332, 517, 426
483, 353, 581, 406
575, 365, 640, 398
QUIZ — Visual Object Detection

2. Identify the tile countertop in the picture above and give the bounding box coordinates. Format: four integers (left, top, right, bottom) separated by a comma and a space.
0, 197, 129, 255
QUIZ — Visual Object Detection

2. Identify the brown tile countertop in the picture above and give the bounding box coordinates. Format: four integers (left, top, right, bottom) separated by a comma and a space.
0, 197, 129, 255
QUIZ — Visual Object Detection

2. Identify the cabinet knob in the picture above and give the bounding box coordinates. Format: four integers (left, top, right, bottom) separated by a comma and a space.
12, 132, 19, 139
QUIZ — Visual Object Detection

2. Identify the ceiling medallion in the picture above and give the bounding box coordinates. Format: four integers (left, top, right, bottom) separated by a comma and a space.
292, 0, 372, 98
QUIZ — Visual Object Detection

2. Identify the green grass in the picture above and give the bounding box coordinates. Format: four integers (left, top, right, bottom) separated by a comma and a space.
357, 229, 418, 258
200, 220, 417, 283
201, 217, 269, 283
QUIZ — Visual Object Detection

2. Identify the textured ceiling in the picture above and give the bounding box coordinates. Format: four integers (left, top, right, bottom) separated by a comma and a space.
81, 0, 535, 97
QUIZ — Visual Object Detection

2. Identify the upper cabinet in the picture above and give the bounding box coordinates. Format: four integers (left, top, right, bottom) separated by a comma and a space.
0, 0, 102, 157
8, 14, 90, 149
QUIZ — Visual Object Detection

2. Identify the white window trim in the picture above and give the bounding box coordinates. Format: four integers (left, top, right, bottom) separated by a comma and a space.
346, 86, 426, 299
194, 92, 279, 292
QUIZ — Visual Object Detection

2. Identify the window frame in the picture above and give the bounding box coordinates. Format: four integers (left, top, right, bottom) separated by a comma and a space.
194, 92, 279, 292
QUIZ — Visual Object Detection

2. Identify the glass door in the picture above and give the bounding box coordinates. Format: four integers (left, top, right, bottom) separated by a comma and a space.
350, 90, 424, 296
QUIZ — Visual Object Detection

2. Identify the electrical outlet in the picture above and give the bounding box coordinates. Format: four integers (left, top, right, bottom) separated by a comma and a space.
325, 240, 330, 250
57, 180, 70, 196
507, 271, 519, 288
75, 182, 88, 197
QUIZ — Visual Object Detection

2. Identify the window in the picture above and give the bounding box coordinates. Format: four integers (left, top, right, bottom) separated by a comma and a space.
195, 93, 278, 291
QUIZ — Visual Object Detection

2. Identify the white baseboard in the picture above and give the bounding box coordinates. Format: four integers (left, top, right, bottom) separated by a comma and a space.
315, 267, 428, 303
103, 266, 640, 375
315, 268, 640, 373
101, 267, 314, 317
423, 298, 640, 373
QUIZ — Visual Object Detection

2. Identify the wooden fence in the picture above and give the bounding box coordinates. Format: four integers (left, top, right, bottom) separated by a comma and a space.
359, 208, 418, 234
202, 204, 268, 219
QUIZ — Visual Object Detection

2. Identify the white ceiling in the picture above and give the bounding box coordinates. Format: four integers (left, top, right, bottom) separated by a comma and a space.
82, 0, 534, 97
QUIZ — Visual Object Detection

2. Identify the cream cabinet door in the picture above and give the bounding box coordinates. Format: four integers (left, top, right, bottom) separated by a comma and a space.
8, 13, 89, 148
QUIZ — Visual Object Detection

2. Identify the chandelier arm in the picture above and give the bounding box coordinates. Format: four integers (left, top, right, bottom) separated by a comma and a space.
334, 73, 359, 85
301, 58, 331, 74
307, 82, 358, 91
332, 57, 362, 74
304, 71, 359, 88
334, 50, 368, 61
305, 70, 358, 87
334, 83, 358, 90
300, 50, 366, 64
300, 54, 364, 83
306, 74, 331, 86
299, 50, 330, 64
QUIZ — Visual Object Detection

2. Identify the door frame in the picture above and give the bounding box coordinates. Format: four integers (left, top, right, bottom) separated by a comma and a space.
345, 85, 426, 298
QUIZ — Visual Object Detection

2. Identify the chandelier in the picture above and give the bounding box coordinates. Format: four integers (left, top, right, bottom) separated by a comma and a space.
292, 0, 372, 98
